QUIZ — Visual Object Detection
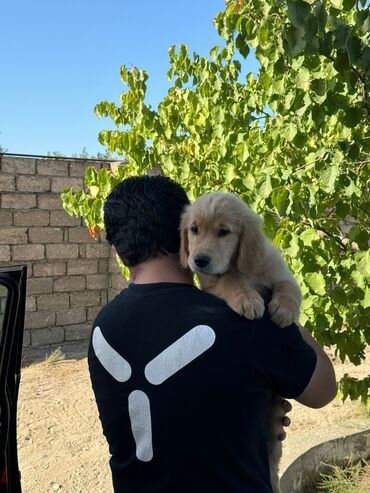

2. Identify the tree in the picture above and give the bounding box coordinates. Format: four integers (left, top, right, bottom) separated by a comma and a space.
62, 0, 370, 405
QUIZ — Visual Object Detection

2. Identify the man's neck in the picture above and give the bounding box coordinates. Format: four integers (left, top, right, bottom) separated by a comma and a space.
129, 254, 194, 285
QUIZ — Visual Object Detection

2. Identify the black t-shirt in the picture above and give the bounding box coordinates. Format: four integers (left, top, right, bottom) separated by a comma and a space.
88, 282, 317, 493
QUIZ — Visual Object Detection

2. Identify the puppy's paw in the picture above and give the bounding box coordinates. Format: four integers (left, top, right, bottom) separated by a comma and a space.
228, 290, 265, 320
268, 295, 299, 327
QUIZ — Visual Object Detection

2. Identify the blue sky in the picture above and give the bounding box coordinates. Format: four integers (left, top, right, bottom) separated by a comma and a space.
0, 0, 258, 157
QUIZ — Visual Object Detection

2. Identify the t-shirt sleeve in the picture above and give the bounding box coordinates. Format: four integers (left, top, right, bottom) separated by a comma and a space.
255, 320, 318, 399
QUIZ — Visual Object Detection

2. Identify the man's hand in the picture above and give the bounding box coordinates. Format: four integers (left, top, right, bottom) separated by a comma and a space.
278, 399, 292, 441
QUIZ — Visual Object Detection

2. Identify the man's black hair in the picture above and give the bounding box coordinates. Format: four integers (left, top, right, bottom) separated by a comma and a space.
104, 175, 190, 266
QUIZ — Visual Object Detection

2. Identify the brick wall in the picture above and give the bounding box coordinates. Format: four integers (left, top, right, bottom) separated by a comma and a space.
0, 155, 127, 349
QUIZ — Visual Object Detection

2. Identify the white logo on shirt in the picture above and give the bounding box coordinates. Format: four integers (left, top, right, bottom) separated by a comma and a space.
92, 325, 216, 462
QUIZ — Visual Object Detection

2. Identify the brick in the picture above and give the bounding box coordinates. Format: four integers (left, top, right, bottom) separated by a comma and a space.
0, 210, 13, 226
37, 194, 63, 210
107, 289, 118, 302
36, 159, 69, 176
98, 259, 108, 273
56, 307, 86, 326
64, 323, 91, 341
68, 227, 95, 243
12, 244, 45, 261
26, 296, 36, 312
2, 193, 36, 209
33, 261, 66, 277
0, 246, 11, 262
67, 259, 97, 275
28, 227, 63, 244
51, 177, 83, 193
87, 306, 101, 322
37, 293, 69, 310
1, 156, 35, 174
25, 310, 56, 329
16, 175, 50, 193
111, 273, 127, 291
0, 227, 27, 244
78, 244, 86, 258
27, 277, 53, 294
100, 290, 108, 305
86, 243, 111, 258
54, 275, 86, 292
86, 274, 109, 290
14, 210, 49, 226
22, 329, 31, 347
50, 210, 80, 226
69, 161, 91, 177
109, 257, 121, 274
46, 244, 78, 259
70, 290, 101, 307
31, 327, 64, 345
0, 173, 15, 192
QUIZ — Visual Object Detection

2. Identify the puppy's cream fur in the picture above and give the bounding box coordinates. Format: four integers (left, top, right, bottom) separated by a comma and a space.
180, 192, 301, 327
180, 192, 302, 493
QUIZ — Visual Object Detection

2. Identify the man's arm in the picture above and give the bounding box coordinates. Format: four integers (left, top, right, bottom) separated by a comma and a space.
294, 325, 337, 408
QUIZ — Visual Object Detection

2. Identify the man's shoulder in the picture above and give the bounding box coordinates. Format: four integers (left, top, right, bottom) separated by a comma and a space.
93, 288, 130, 322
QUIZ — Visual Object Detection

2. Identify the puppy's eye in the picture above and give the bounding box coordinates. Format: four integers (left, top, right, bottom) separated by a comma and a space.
218, 229, 230, 238
190, 225, 199, 235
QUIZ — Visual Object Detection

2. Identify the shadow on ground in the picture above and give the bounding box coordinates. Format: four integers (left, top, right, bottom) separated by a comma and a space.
21, 340, 89, 367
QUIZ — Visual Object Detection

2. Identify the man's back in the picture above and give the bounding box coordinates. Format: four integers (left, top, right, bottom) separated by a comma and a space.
88, 282, 316, 493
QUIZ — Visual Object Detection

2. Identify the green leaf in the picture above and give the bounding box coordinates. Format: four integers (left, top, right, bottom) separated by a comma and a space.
300, 228, 320, 246
320, 162, 339, 191
310, 79, 327, 104
329, 0, 343, 9
225, 165, 236, 183
330, 287, 347, 304
84, 167, 97, 187
235, 141, 249, 162
295, 67, 310, 90
285, 26, 307, 57
259, 175, 272, 199
235, 34, 250, 58
287, 0, 312, 28
343, 0, 356, 10
89, 186, 99, 198
272, 188, 290, 215
361, 288, 370, 308
355, 251, 370, 277
211, 107, 225, 124
282, 123, 298, 141
210, 46, 220, 60
305, 272, 326, 295
346, 35, 362, 66
285, 233, 300, 257
344, 107, 364, 128
335, 201, 350, 219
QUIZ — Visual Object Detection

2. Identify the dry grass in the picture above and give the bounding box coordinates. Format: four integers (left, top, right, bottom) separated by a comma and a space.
317, 459, 370, 493
44, 348, 65, 365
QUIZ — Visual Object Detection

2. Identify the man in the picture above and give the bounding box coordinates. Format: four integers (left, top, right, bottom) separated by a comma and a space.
88, 175, 336, 493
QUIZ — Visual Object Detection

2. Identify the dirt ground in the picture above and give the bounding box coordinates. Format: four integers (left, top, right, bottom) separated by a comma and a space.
17, 344, 370, 493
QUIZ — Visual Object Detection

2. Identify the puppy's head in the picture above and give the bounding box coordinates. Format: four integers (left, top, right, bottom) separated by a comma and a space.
180, 192, 264, 275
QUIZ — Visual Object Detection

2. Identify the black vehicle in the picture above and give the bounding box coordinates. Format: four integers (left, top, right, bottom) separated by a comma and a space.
0, 265, 27, 493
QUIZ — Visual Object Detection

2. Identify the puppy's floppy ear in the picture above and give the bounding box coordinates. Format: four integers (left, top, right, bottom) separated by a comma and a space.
236, 208, 265, 275
179, 208, 190, 268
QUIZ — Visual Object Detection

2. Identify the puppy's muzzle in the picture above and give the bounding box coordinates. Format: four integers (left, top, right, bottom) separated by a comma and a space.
194, 255, 211, 269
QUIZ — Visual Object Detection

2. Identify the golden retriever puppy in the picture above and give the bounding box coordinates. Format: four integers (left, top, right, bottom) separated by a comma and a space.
179, 191, 302, 493
179, 192, 301, 327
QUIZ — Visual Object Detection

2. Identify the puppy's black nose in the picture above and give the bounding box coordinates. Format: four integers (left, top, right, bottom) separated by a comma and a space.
194, 255, 211, 268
